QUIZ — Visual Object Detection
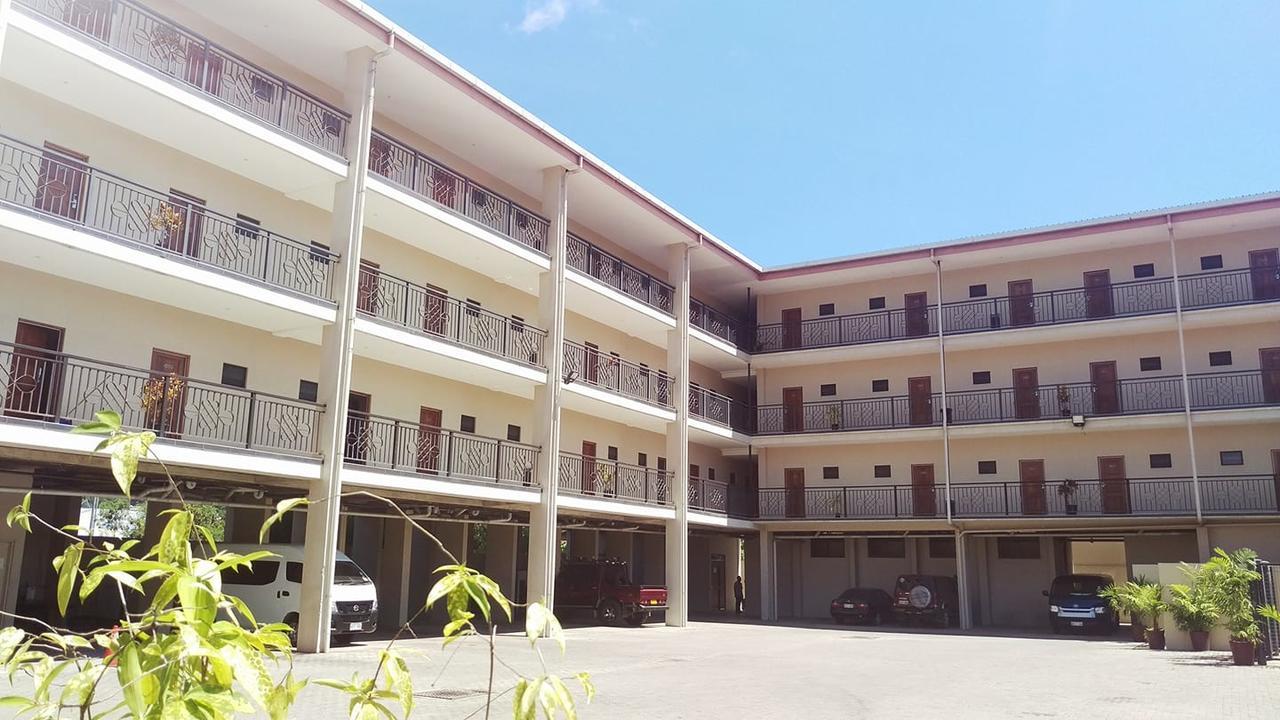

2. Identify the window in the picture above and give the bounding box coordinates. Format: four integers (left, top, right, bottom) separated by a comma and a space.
657, 457, 667, 471
1139, 356, 1162, 372
968, 284, 987, 298
822, 466, 840, 480
869, 296, 886, 310
867, 538, 905, 558
285, 561, 303, 584
465, 299, 481, 318
223, 560, 280, 586
708, 468, 716, 481
818, 303, 835, 316
221, 363, 247, 388
1219, 450, 1244, 466
873, 464, 891, 479
1200, 255, 1223, 271
928, 537, 956, 558
1149, 453, 1172, 469
607, 446, 618, 461
298, 380, 318, 402
234, 213, 261, 239
977, 460, 997, 475
820, 383, 837, 397
810, 538, 846, 558
460, 415, 476, 433
997, 537, 1041, 560
1209, 351, 1232, 367
310, 240, 331, 265
1133, 263, 1155, 279
972, 371, 991, 385
637, 452, 648, 467
249, 75, 276, 102
871, 379, 889, 393
506, 424, 521, 442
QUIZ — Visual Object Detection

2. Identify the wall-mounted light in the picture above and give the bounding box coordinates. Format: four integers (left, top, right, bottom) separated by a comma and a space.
564, 370, 579, 384
1071, 415, 1086, 428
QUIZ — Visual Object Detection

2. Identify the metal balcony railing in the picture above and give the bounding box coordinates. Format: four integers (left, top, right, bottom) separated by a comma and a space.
344, 413, 540, 486
0, 341, 322, 455
562, 341, 672, 408
689, 476, 729, 513
16, 0, 349, 156
356, 266, 547, 368
689, 386, 754, 433
566, 232, 674, 314
755, 369, 1278, 435
756, 475, 1280, 520
557, 451, 672, 506
691, 299, 744, 347
754, 267, 1280, 353
0, 134, 338, 300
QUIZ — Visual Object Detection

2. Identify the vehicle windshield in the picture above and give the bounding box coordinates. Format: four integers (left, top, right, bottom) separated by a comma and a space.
334, 560, 372, 586
602, 565, 631, 586
838, 589, 872, 601
1050, 576, 1110, 597
894, 576, 927, 593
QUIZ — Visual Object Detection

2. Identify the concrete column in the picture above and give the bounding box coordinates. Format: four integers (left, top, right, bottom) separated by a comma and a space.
486, 524, 519, 601
956, 531, 973, 629
1195, 526, 1212, 561
0, 0, 12, 66
743, 534, 761, 617
298, 44, 384, 654
375, 519, 413, 631
758, 530, 776, 621
528, 166, 569, 612
665, 243, 692, 627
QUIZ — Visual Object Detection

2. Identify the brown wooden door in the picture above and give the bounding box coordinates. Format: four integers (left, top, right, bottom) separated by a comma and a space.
781, 308, 802, 349
1249, 248, 1280, 301
1013, 367, 1040, 419
4, 321, 65, 420
63, 0, 113, 41
689, 382, 702, 416
163, 190, 205, 257
784, 467, 805, 518
35, 144, 88, 222
584, 342, 600, 385
1098, 456, 1129, 514
1083, 270, 1114, 318
146, 349, 189, 438
581, 441, 597, 494
357, 260, 380, 314
1272, 449, 1280, 512
782, 387, 804, 432
423, 285, 448, 336
344, 391, 371, 464
1008, 280, 1035, 326
1019, 459, 1047, 515
911, 463, 936, 517
904, 292, 929, 337
1090, 361, 1120, 414
1262, 348, 1280, 404
417, 406, 442, 474
908, 376, 933, 426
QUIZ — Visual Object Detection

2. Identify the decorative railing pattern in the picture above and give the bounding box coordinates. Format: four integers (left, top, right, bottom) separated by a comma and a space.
566, 233, 674, 314
690, 299, 744, 347
16, 0, 349, 156
0, 135, 337, 299
557, 451, 672, 506
689, 386, 754, 433
689, 476, 729, 513
756, 370, 1277, 434
755, 267, 1279, 353
562, 341, 671, 408
757, 475, 1280, 520
344, 413, 539, 486
0, 342, 321, 454
357, 266, 547, 367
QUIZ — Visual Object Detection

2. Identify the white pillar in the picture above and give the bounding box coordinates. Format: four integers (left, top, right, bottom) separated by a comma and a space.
758, 530, 776, 621
297, 45, 383, 654
956, 530, 973, 629
0, 0, 12, 67
527, 167, 569, 612
665, 243, 692, 627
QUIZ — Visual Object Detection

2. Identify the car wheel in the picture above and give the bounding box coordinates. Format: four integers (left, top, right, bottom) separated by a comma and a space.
624, 612, 647, 627
283, 613, 300, 648
870, 610, 883, 626
597, 599, 623, 626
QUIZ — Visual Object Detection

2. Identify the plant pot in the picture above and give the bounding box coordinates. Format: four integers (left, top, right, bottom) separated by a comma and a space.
1189, 630, 1210, 652
1064, 503, 1078, 515
1230, 639, 1256, 666
1146, 628, 1165, 650
1130, 619, 1147, 642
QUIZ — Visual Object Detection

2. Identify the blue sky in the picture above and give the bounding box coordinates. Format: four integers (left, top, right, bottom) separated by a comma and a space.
372, 1, 1280, 267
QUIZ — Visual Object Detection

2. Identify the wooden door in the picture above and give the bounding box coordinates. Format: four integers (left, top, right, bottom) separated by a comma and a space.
147, 349, 190, 438
1018, 459, 1047, 515
1083, 270, 1113, 318
344, 391, 371, 464
63, 0, 113, 42
908, 376, 933, 426
4, 321, 65, 419
35, 143, 88, 222
1098, 456, 1129, 514
911, 463, 936, 517
1008, 280, 1035, 326
689, 382, 702, 417
782, 387, 804, 432
1090, 361, 1120, 414
781, 308, 802, 349
783, 467, 805, 518
584, 342, 600, 385
710, 554, 726, 611
163, 190, 205, 257
423, 285, 448, 336
1012, 367, 1040, 419
1261, 348, 1280, 404
1249, 249, 1279, 301
417, 406, 442, 474
904, 292, 929, 337
581, 441, 597, 494
1272, 450, 1280, 513
357, 260, 380, 315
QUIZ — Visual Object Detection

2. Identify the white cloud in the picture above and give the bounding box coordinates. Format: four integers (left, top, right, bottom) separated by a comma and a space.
517, 0, 600, 34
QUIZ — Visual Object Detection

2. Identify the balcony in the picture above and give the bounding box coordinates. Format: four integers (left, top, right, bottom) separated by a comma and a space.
562, 341, 671, 408
756, 475, 1280, 520
754, 267, 1279, 353
756, 369, 1278, 435
691, 299, 744, 347
344, 413, 539, 487
689, 386, 754, 434
557, 451, 672, 507
14, 0, 349, 157
688, 475, 729, 514
0, 341, 321, 456
566, 232, 674, 315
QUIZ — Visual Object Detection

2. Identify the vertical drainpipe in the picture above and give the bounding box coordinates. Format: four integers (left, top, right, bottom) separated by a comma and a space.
932, 251, 953, 523
1167, 215, 1203, 523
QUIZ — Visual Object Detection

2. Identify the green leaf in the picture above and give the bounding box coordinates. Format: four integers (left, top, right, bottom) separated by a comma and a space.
118, 644, 146, 719
55, 543, 84, 617
525, 600, 565, 652
70, 410, 120, 435
425, 571, 462, 611
260, 498, 308, 543
105, 431, 154, 496
576, 672, 595, 704
5, 493, 31, 533
380, 649, 414, 717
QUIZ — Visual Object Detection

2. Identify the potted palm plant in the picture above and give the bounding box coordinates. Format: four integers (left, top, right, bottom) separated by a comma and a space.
1199, 547, 1263, 665
1168, 579, 1218, 651
1128, 582, 1168, 650
1100, 577, 1148, 642
1057, 479, 1079, 515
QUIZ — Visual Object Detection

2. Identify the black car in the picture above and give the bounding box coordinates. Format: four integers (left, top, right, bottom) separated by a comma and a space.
892, 575, 959, 627
829, 588, 893, 625
1044, 574, 1118, 634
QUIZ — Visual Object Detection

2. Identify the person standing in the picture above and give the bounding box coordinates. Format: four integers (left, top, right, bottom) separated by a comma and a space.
733, 576, 745, 615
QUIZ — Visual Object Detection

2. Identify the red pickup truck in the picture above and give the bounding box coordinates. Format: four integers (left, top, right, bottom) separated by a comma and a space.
554, 558, 667, 626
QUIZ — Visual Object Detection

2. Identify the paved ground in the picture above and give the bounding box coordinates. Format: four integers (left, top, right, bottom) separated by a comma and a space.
284, 619, 1280, 719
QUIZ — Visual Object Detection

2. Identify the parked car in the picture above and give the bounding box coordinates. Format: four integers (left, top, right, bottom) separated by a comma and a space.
1044, 574, 1118, 634
829, 587, 893, 625
219, 544, 378, 643
554, 558, 667, 626
892, 574, 959, 627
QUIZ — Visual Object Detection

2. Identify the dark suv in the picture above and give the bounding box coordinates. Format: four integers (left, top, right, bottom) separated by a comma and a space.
554, 559, 667, 626
892, 575, 959, 627
1045, 574, 1117, 634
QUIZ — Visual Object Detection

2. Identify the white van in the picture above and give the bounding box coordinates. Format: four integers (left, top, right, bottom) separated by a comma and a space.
218, 544, 379, 640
